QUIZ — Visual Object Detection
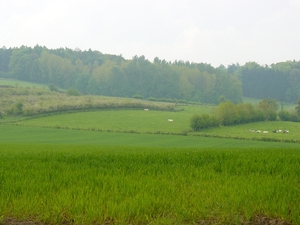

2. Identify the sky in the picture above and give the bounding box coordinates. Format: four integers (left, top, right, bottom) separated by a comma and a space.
1, 0, 300, 66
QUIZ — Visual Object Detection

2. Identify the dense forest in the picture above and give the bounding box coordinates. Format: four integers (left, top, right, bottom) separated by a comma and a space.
0, 45, 300, 104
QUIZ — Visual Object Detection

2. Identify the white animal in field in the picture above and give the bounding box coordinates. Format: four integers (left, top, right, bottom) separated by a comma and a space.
256, 130, 261, 133
263, 131, 268, 134
249, 129, 255, 132
144, 109, 149, 111
168, 119, 173, 122
278, 129, 282, 132
283, 130, 289, 133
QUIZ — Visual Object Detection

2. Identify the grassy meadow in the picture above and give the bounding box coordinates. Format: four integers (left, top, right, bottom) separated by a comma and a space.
13, 106, 212, 134
1, 84, 300, 224
1, 124, 299, 149
12, 107, 300, 143
0, 78, 48, 89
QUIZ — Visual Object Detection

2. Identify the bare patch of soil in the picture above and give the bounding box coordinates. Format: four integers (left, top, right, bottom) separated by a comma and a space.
2, 215, 292, 225
2, 218, 45, 225
246, 215, 292, 225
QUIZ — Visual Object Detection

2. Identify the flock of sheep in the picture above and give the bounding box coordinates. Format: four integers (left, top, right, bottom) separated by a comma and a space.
249, 129, 289, 134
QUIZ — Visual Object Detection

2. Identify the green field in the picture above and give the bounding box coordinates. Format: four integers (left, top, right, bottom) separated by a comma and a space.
1, 124, 299, 149
0, 78, 48, 89
1, 99, 300, 224
12, 108, 300, 143
0, 143, 299, 225
13, 107, 212, 134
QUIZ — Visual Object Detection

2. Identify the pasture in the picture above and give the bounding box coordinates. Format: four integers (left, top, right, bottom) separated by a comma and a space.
0, 78, 48, 89
193, 121, 300, 142
1, 98, 300, 224
11, 107, 300, 143
0, 143, 299, 225
0, 124, 298, 149
12, 106, 213, 134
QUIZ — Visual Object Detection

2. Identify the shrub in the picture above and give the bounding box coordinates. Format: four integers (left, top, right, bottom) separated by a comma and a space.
67, 88, 81, 96
268, 111, 277, 121
278, 110, 299, 122
6, 102, 24, 115
190, 113, 220, 131
278, 110, 292, 121
48, 84, 59, 92
132, 94, 143, 99
147, 97, 157, 101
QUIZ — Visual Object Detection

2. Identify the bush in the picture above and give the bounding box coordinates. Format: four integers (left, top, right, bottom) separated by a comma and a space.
132, 94, 143, 99
278, 110, 299, 122
147, 97, 157, 101
190, 113, 220, 131
268, 111, 277, 121
67, 88, 81, 96
48, 84, 59, 92
6, 102, 24, 115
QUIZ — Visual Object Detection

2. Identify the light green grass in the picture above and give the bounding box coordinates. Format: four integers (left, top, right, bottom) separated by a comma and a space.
12, 108, 300, 143
0, 124, 298, 149
194, 121, 300, 141
13, 107, 214, 133
0, 144, 299, 224
0, 78, 47, 88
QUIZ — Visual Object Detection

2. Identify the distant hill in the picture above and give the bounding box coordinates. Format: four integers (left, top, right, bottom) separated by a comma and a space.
1, 46, 300, 104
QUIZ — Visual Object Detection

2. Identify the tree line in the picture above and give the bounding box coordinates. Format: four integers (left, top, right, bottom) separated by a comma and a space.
191, 99, 300, 131
231, 61, 300, 103
1, 46, 300, 104
0, 46, 241, 104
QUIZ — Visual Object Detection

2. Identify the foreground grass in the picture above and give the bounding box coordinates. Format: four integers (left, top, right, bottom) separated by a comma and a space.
0, 144, 299, 224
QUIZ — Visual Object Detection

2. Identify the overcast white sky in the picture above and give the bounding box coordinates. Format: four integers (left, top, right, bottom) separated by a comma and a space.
1, 0, 300, 66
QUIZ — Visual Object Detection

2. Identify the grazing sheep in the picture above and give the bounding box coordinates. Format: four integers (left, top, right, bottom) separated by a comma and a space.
256, 130, 261, 133
263, 131, 269, 134
144, 109, 149, 111
168, 119, 173, 122
249, 129, 255, 132
283, 130, 289, 133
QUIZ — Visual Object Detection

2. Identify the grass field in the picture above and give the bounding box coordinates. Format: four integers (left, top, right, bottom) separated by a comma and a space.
11, 108, 300, 143
1, 91, 300, 224
0, 78, 48, 89
1, 124, 299, 149
0, 143, 299, 225
193, 121, 300, 142
12, 109, 195, 133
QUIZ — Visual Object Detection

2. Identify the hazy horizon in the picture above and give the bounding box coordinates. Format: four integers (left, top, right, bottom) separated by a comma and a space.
1, 0, 300, 66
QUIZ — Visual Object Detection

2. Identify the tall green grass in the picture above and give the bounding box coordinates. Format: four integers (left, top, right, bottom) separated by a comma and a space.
0, 144, 299, 224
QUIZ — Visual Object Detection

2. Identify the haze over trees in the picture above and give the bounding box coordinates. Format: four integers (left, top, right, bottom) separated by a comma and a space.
1, 45, 300, 104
